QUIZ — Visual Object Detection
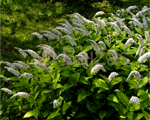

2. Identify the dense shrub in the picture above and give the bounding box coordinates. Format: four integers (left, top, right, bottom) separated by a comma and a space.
1, 5, 150, 120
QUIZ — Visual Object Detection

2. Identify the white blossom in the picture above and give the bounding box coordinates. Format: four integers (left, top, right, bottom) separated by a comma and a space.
108, 17, 114, 22
95, 18, 107, 27
42, 30, 59, 41
139, 47, 146, 56
107, 35, 111, 45
74, 27, 90, 36
1, 76, 8, 82
20, 49, 40, 59
55, 26, 74, 36
53, 99, 60, 108
14, 47, 28, 58
62, 35, 77, 46
49, 28, 63, 37
108, 22, 121, 34
142, 17, 148, 30
94, 11, 105, 18
4, 66, 20, 77
88, 39, 100, 53
14, 61, 29, 68
2, 61, 16, 69
127, 70, 141, 81
18, 73, 35, 79
29, 60, 47, 71
137, 34, 144, 46
125, 38, 137, 47
98, 41, 106, 50
55, 54, 72, 65
60, 23, 72, 32
77, 52, 89, 60
116, 9, 121, 16
1, 88, 13, 95
63, 19, 74, 30
13, 63, 24, 70
109, 50, 118, 61
144, 31, 150, 43
91, 64, 107, 74
30, 32, 43, 40
138, 51, 150, 63
126, 6, 139, 13
10, 92, 29, 99
76, 52, 88, 64
130, 18, 143, 28
129, 96, 140, 105
121, 25, 133, 37
108, 72, 118, 82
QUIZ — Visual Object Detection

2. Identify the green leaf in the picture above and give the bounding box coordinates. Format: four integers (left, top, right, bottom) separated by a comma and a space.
77, 89, 89, 102
99, 110, 106, 120
107, 94, 119, 103
82, 45, 92, 52
41, 90, 51, 95
58, 83, 73, 95
47, 108, 61, 119
76, 111, 88, 118
53, 73, 61, 84
7, 77, 18, 81
119, 42, 126, 51
143, 111, 150, 120
115, 90, 130, 107
86, 103, 95, 113
61, 70, 70, 77
54, 83, 63, 89
135, 27, 143, 35
127, 80, 137, 90
71, 72, 80, 81
23, 111, 34, 118
62, 101, 72, 115
34, 91, 40, 100
110, 77, 123, 86
79, 76, 90, 84
93, 79, 109, 89
33, 107, 39, 119
138, 77, 148, 88
133, 113, 143, 120
37, 94, 47, 106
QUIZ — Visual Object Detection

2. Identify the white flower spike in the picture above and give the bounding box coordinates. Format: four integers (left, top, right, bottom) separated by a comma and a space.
4, 66, 20, 77
127, 70, 141, 81
125, 38, 137, 48
10, 92, 29, 99
145, 31, 150, 43
91, 64, 107, 75
138, 51, 150, 63
18, 73, 35, 79
108, 72, 118, 82
1, 88, 13, 95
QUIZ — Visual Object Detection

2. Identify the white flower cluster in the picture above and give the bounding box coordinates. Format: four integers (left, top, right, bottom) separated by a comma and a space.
91, 64, 107, 75
55, 54, 72, 65
127, 70, 141, 81
109, 50, 118, 61
37, 44, 56, 59
10, 92, 29, 99
42, 30, 59, 41
2, 61, 16, 69
138, 51, 150, 63
125, 38, 137, 48
88, 39, 100, 53
129, 96, 140, 105
137, 34, 144, 46
108, 72, 119, 82
49, 28, 63, 37
14, 47, 28, 58
14, 61, 29, 68
121, 25, 133, 37
1, 88, 13, 95
130, 18, 143, 28
94, 11, 105, 18
98, 41, 106, 50
29, 60, 47, 71
53, 99, 60, 108
4, 66, 20, 77
145, 31, 150, 43
108, 22, 121, 34
18, 73, 35, 79
30, 32, 43, 40
95, 18, 107, 27
13, 63, 24, 70
20, 49, 40, 59
62, 35, 77, 46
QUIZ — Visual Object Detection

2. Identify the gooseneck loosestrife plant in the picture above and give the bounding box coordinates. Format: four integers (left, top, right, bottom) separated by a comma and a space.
1, 6, 150, 120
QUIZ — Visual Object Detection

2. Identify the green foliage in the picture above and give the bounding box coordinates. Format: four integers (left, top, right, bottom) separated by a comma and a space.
1, 4, 150, 120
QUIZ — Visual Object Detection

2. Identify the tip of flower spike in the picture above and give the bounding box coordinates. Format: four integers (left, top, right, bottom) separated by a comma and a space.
114, 89, 120, 92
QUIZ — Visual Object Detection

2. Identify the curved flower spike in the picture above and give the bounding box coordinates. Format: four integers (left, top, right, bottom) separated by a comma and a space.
2, 61, 16, 69
138, 51, 150, 63
4, 66, 20, 77
18, 73, 35, 79
109, 50, 118, 61
1, 88, 13, 95
94, 11, 105, 18
125, 38, 137, 48
29, 32, 43, 40
126, 70, 141, 81
55, 54, 72, 65
10, 92, 29, 99
98, 41, 106, 50
144, 31, 150, 43
91, 64, 107, 75
62, 35, 77, 46
108, 72, 118, 82
137, 34, 144, 46
88, 39, 100, 53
